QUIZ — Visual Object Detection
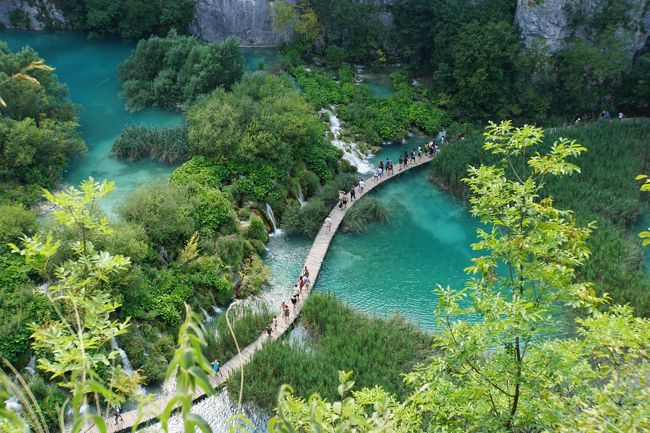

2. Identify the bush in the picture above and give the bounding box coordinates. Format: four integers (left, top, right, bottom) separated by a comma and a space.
112, 124, 189, 163
341, 196, 389, 233
170, 156, 229, 188
0, 204, 36, 244
118, 181, 195, 251
118, 30, 244, 110
247, 214, 269, 242
189, 185, 238, 237
95, 221, 150, 263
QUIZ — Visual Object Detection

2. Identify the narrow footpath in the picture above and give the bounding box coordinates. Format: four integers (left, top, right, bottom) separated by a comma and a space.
100, 153, 435, 433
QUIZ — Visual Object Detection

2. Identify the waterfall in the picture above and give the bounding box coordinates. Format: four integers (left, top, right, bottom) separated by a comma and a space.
265, 203, 283, 237
111, 337, 133, 375
5, 396, 21, 411
319, 107, 373, 173
25, 355, 36, 375
201, 308, 213, 323
297, 185, 306, 207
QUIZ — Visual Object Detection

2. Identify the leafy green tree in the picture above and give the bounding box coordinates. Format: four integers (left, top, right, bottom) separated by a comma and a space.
9, 178, 141, 428
118, 31, 244, 111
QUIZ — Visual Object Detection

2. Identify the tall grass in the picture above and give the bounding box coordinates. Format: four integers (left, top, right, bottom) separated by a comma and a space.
112, 124, 190, 164
430, 119, 650, 315
205, 304, 274, 362
225, 293, 434, 410
341, 196, 389, 233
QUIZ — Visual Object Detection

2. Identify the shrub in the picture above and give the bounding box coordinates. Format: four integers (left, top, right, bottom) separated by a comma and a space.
95, 221, 150, 263
0, 204, 36, 244
118, 30, 244, 110
341, 197, 389, 233
247, 214, 269, 242
214, 235, 247, 268
170, 156, 228, 188
189, 186, 238, 237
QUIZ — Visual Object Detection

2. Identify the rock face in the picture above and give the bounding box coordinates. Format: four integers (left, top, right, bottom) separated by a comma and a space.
515, 0, 650, 58
190, 0, 292, 46
0, 0, 66, 30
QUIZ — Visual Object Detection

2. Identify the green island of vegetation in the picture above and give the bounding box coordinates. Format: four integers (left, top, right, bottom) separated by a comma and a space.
2, 0, 650, 431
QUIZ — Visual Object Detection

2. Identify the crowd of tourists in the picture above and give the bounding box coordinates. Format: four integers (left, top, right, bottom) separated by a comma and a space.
566, 109, 625, 126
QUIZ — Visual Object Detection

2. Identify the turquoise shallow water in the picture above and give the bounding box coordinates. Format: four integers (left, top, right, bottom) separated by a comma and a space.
0, 30, 281, 212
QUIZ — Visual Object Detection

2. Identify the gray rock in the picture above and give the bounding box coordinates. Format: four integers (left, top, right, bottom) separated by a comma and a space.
189, 0, 293, 46
515, 0, 650, 58
0, 0, 66, 30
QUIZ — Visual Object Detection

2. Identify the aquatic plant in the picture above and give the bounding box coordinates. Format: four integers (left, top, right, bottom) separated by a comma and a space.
341, 196, 389, 233
112, 124, 190, 164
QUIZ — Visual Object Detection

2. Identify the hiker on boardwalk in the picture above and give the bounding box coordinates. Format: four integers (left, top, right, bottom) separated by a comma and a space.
339, 191, 349, 208
359, 178, 365, 194
291, 292, 298, 310
265, 324, 273, 337
282, 301, 290, 321
298, 275, 305, 291
403, 150, 409, 167
350, 185, 356, 201
272, 315, 278, 330
303, 275, 311, 291
114, 407, 123, 425
302, 266, 309, 278
388, 160, 394, 175
325, 215, 332, 233
398, 155, 403, 170
373, 168, 378, 181
212, 358, 220, 372
417, 146, 422, 160
411, 149, 416, 162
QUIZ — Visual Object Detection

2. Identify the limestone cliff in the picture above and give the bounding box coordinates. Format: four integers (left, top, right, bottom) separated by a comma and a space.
0, 0, 66, 30
515, 0, 650, 57
189, 0, 291, 46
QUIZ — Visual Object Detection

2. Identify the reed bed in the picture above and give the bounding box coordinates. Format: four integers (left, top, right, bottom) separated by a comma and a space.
112, 124, 190, 164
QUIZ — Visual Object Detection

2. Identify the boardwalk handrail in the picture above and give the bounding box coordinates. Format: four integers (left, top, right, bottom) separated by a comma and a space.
99, 153, 435, 433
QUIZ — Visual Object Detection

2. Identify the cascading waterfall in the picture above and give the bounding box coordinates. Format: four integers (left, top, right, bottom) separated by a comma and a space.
265, 203, 283, 236
25, 355, 36, 375
111, 337, 133, 375
319, 107, 373, 173
297, 184, 306, 207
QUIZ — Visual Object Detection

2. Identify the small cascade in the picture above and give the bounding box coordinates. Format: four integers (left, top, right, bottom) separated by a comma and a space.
111, 337, 133, 375
201, 308, 213, 323
354, 64, 365, 85
319, 107, 373, 173
212, 305, 224, 315
25, 355, 36, 375
265, 203, 283, 237
297, 185, 306, 208
6, 396, 21, 411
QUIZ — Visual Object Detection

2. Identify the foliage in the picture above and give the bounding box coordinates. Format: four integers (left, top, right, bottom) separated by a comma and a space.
0, 204, 36, 245
430, 119, 650, 315
246, 214, 269, 242
56, 0, 196, 40
170, 156, 229, 189
188, 185, 238, 238
9, 178, 141, 428
118, 181, 196, 251
341, 196, 388, 233
240, 255, 270, 297
187, 73, 339, 203
0, 42, 85, 200
283, 173, 357, 237
227, 293, 434, 411
112, 124, 189, 164
118, 30, 244, 111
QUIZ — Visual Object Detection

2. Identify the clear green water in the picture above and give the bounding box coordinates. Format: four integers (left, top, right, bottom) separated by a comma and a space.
0, 30, 282, 213
364, 68, 396, 99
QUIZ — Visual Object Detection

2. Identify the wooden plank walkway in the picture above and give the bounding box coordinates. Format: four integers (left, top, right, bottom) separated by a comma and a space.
99, 153, 435, 433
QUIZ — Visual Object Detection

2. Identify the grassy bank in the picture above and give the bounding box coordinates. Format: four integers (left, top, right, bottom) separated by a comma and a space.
430, 119, 650, 315
225, 293, 434, 410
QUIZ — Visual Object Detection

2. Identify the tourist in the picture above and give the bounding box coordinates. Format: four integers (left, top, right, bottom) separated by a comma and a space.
114, 407, 123, 425
604, 110, 611, 120
342, 191, 349, 208
398, 155, 403, 170
303, 275, 311, 291
212, 358, 220, 373
373, 168, 378, 181
302, 266, 309, 277
298, 275, 305, 291
411, 149, 416, 162
359, 178, 365, 194
441, 135, 446, 145
350, 185, 356, 201
291, 292, 298, 310
378, 160, 384, 173
265, 324, 272, 337
281, 301, 289, 321
403, 151, 409, 167
325, 215, 332, 233
272, 314, 278, 330
417, 145, 422, 160
385, 158, 390, 173
618, 111, 625, 121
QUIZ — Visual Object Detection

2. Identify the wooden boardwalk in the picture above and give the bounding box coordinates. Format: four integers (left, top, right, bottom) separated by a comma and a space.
100, 153, 434, 433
